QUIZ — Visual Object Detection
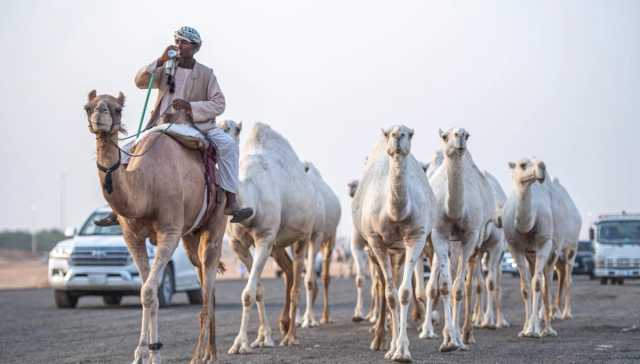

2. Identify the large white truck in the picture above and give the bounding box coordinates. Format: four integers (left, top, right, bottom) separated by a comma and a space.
590, 211, 640, 285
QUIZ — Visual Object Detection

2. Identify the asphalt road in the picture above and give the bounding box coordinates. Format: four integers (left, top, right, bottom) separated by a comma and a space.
1, 275, 639, 364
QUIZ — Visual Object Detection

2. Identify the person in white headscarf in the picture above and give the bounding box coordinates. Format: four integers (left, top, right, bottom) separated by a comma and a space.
96, 26, 252, 226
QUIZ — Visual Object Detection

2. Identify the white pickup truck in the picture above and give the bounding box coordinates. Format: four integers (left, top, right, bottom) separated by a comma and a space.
590, 211, 640, 285
48, 207, 201, 308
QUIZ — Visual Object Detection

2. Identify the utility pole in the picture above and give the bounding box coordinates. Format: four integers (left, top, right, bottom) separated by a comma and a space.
31, 204, 37, 254
60, 171, 66, 229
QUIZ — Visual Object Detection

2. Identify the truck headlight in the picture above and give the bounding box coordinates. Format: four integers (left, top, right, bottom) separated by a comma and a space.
50, 244, 73, 259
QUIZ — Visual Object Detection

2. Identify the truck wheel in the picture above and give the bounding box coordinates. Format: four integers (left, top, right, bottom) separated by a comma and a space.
103, 295, 123, 306
600, 278, 607, 285
187, 289, 203, 304
54, 290, 78, 309
617, 278, 624, 285
158, 265, 174, 308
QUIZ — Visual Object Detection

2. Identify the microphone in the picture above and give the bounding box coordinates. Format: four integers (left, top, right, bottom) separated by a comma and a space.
164, 49, 179, 93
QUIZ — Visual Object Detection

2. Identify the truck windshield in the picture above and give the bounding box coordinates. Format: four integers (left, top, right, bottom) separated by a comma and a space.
598, 221, 640, 244
78, 211, 123, 236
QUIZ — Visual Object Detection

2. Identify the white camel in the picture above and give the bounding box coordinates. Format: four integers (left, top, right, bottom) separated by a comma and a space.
475, 171, 510, 329
549, 178, 582, 320
225, 122, 318, 353
351, 125, 435, 362
503, 158, 580, 338
419, 128, 495, 351
348, 180, 381, 324
300, 161, 341, 327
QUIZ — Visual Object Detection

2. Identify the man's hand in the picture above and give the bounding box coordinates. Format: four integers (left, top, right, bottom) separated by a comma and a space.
157, 45, 178, 66
172, 99, 192, 114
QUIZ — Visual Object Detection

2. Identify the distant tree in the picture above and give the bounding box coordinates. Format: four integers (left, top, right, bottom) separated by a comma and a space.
0, 229, 65, 252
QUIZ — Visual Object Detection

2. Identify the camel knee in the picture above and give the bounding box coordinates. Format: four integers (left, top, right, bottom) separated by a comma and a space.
455, 289, 463, 301
429, 287, 439, 299
242, 290, 254, 307
356, 275, 364, 288
399, 288, 411, 305
521, 288, 529, 300
141, 284, 156, 308
439, 283, 450, 297
475, 284, 482, 295
489, 280, 495, 291
305, 279, 314, 291
386, 293, 397, 310
533, 278, 541, 292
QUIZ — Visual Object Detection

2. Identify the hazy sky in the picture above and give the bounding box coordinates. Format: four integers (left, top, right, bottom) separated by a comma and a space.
1, 1, 638, 240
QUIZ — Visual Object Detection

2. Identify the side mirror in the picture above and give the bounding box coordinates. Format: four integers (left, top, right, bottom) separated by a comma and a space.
589, 227, 595, 241
64, 227, 77, 238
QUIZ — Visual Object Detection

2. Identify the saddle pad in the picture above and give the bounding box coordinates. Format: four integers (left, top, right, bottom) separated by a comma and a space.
136, 124, 210, 151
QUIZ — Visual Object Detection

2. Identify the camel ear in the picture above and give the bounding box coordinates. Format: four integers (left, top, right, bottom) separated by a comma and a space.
88, 90, 97, 102
465, 132, 470, 141
117, 92, 126, 106
508, 161, 516, 169
438, 128, 447, 141
422, 163, 429, 173
408, 128, 414, 139
237, 121, 243, 133
381, 128, 389, 138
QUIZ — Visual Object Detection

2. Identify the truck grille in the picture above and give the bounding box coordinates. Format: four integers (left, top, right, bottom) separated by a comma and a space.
70, 247, 130, 266
605, 258, 640, 269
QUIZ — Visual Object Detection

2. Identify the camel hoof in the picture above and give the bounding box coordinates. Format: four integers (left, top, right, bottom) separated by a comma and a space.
301, 319, 319, 328
370, 338, 383, 351
438, 342, 460, 353
352, 316, 365, 322
519, 330, 541, 339
463, 334, 476, 345
561, 313, 573, 320
392, 353, 412, 363
418, 331, 438, 340
228, 342, 251, 354
497, 319, 511, 328
320, 317, 332, 324
251, 337, 274, 348
480, 323, 497, 330
279, 336, 299, 346
542, 327, 558, 337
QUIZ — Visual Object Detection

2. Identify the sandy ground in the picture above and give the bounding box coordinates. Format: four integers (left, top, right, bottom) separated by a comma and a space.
0, 275, 638, 363
0, 249, 49, 289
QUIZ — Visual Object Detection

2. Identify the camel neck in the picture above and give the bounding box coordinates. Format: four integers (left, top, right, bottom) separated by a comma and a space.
514, 185, 536, 234
387, 155, 409, 221
95, 134, 138, 218
445, 154, 465, 220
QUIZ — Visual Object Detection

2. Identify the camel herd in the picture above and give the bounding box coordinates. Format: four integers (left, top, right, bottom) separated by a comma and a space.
85, 91, 582, 364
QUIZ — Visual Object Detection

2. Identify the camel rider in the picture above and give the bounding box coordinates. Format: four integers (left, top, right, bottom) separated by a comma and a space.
95, 26, 252, 226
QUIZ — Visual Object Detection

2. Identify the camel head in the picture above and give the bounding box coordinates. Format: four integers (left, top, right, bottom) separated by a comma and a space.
347, 179, 359, 198
85, 90, 126, 136
439, 127, 470, 157
218, 119, 243, 142
382, 125, 414, 158
508, 158, 546, 189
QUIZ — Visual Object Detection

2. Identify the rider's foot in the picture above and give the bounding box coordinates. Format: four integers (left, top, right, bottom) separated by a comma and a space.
224, 192, 253, 223
94, 212, 119, 227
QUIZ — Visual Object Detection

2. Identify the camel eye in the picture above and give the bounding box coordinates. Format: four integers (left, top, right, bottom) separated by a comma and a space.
114, 107, 122, 114
520, 163, 527, 169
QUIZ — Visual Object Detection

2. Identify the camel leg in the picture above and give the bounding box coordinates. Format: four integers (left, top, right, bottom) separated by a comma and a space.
561, 249, 576, 320
123, 234, 151, 364
144, 231, 181, 364
522, 240, 552, 338
553, 259, 566, 320
431, 231, 465, 352
495, 249, 510, 328
229, 234, 275, 354
370, 260, 387, 351
351, 232, 368, 322
481, 249, 500, 329
320, 237, 334, 324
193, 227, 225, 364
281, 240, 307, 346
462, 251, 478, 345
472, 262, 484, 327
367, 253, 380, 323
541, 256, 558, 337
390, 234, 426, 362
512, 252, 532, 337
272, 248, 293, 337
367, 243, 399, 360
302, 236, 321, 328
412, 258, 426, 324
419, 253, 439, 339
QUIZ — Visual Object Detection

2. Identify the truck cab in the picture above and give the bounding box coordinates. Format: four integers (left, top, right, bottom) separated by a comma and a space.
590, 212, 640, 285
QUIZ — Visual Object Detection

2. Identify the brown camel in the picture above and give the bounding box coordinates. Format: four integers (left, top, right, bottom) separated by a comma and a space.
85, 90, 227, 364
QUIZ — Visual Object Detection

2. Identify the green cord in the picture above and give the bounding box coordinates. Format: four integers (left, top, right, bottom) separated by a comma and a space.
136, 72, 156, 138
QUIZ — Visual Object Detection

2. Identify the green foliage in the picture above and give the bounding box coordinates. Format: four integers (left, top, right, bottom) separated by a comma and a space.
0, 229, 65, 252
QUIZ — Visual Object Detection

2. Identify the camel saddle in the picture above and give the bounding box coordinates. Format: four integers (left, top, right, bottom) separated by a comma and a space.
136, 124, 222, 235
